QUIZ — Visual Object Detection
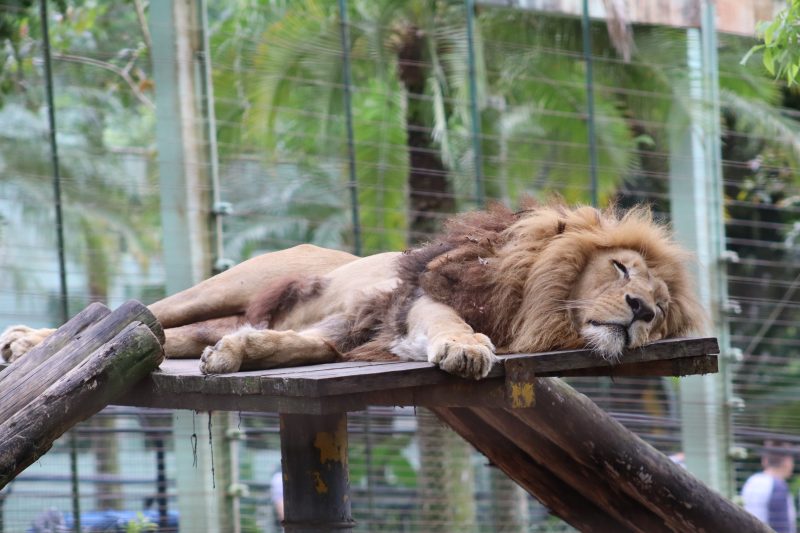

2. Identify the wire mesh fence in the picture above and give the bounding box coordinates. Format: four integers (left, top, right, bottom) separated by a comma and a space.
1, 0, 799, 531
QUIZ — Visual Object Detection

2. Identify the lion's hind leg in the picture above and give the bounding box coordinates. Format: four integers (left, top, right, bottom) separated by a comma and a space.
0, 325, 56, 362
199, 320, 344, 374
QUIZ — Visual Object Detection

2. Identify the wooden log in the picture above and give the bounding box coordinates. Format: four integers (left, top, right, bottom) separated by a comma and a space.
469, 407, 669, 532
507, 378, 771, 533
0, 302, 110, 387
0, 322, 163, 488
0, 300, 164, 422
433, 407, 627, 532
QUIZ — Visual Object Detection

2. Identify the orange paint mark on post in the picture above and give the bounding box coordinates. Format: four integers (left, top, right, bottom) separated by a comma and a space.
313, 417, 348, 465
312, 471, 329, 494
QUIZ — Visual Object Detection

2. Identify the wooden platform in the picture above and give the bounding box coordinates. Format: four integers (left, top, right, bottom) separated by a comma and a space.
108, 337, 718, 414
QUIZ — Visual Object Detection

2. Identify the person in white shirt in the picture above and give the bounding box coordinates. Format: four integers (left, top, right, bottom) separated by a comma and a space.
742, 441, 797, 533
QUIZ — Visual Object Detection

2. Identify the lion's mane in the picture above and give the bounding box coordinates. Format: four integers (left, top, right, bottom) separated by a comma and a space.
403, 202, 706, 354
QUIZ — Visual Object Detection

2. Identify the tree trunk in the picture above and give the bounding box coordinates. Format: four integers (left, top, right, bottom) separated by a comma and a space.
396, 25, 455, 244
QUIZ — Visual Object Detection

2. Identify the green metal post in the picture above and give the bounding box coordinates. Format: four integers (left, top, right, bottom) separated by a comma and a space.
669, 2, 733, 497
581, 0, 598, 207
465, 0, 485, 208
39, 2, 80, 529
149, 0, 211, 294
337, 0, 362, 256
149, 1, 237, 531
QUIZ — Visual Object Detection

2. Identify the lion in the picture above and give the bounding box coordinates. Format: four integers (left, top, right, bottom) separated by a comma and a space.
1, 203, 706, 380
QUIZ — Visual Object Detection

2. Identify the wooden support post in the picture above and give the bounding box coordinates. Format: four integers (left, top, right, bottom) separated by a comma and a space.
279, 412, 354, 533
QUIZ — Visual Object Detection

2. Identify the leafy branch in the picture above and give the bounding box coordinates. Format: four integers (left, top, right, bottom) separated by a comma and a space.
742, 0, 800, 85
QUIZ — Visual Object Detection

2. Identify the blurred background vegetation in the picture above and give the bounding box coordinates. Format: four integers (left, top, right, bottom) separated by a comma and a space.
1, 0, 800, 531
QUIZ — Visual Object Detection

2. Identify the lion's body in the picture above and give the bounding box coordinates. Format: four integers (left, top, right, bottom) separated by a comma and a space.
1, 204, 706, 379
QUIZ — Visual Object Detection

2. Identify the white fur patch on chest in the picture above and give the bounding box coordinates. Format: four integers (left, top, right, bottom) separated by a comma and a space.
389, 334, 429, 361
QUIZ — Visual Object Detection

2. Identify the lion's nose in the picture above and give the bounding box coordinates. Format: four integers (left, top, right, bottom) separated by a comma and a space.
626, 295, 655, 323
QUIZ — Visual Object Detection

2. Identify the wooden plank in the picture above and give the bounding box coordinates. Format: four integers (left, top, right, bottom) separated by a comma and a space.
0, 323, 164, 487
505, 378, 771, 532
120, 337, 719, 400
538, 354, 718, 378
501, 337, 719, 375
116, 373, 510, 414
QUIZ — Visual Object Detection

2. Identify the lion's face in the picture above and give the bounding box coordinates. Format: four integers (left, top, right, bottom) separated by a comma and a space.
570, 248, 671, 358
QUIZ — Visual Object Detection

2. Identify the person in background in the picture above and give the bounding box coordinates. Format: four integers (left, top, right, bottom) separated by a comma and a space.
270, 468, 284, 527
742, 441, 797, 533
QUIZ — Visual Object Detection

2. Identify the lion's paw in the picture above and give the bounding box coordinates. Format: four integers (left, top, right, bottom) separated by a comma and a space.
0, 325, 56, 363
428, 332, 496, 380
200, 333, 248, 374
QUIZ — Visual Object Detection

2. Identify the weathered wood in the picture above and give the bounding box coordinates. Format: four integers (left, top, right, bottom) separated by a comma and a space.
506, 378, 771, 532
118, 378, 510, 416
99, 337, 719, 405
468, 407, 669, 532
539, 353, 717, 378
434, 407, 627, 532
0, 322, 163, 488
279, 412, 354, 532
0, 300, 163, 423
0, 302, 110, 387
501, 337, 719, 376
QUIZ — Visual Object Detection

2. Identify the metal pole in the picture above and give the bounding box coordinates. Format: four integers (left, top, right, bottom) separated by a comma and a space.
39, 0, 69, 323
669, 2, 732, 496
465, 0, 485, 208
39, 3, 79, 530
196, 0, 230, 273
581, 0, 599, 207
337, 0, 362, 256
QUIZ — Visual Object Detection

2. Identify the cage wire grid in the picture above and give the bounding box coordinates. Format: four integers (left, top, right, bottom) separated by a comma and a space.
0, 0, 799, 531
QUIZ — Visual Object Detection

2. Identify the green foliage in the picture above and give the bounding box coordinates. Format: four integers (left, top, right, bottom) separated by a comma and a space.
742, 0, 800, 85
125, 513, 157, 533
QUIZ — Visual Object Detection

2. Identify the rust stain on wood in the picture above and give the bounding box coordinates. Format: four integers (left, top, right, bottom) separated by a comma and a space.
313, 417, 347, 465
312, 471, 328, 494
508, 382, 535, 408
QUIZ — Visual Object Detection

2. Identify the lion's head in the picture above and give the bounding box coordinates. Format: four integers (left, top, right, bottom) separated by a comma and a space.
418, 203, 707, 359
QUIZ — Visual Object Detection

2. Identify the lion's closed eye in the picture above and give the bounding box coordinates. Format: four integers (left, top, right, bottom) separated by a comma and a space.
611, 260, 629, 280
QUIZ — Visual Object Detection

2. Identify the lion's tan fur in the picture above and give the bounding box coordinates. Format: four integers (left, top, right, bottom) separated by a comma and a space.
2, 204, 707, 379
488, 204, 705, 353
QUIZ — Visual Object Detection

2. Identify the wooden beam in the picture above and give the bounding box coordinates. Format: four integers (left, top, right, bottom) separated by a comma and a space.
434, 407, 628, 532
506, 378, 771, 532
279, 412, 354, 532
0, 300, 163, 422
0, 322, 164, 488
468, 407, 669, 531
0, 302, 110, 387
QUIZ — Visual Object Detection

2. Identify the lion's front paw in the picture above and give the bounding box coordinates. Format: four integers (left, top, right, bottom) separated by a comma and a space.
200, 333, 248, 374
0, 325, 56, 363
428, 332, 496, 380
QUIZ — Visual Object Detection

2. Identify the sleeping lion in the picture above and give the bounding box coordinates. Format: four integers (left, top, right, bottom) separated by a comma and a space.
1, 203, 705, 380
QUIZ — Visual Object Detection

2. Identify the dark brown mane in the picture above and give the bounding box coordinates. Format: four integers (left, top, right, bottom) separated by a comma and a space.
396, 204, 520, 348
